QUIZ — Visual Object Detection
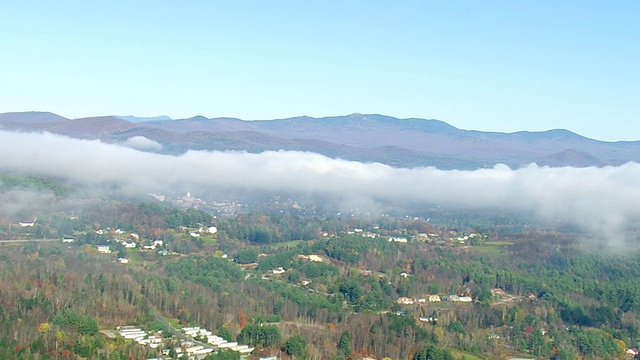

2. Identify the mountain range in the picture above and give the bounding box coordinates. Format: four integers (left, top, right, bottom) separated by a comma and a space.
1, 111, 638, 169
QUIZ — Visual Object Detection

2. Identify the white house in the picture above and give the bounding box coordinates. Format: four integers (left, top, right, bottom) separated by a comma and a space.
97, 245, 111, 254
62, 238, 75, 243
491, 288, 506, 296
389, 237, 408, 243
19, 220, 35, 227
123, 241, 137, 248
419, 317, 437, 322
396, 297, 415, 305
428, 295, 441, 302
208, 226, 218, 234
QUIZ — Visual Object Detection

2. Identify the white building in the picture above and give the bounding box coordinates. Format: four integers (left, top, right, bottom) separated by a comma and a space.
308, 255, 323, 262
396, 297, 415, 305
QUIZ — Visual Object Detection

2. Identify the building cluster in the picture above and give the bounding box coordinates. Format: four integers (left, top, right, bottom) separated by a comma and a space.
296, 254, 324, 262
344, 228, 485, 245
115, 326, 163, 349
455, 233, 481, 243
19, 220, 36, 227
397, 295, 474, 305
181, 326, 254, 355
188, 226, 217, 238
115, 324, 255, 358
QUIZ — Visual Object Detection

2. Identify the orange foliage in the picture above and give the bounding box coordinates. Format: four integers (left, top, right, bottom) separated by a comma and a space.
238, 310, 247, 327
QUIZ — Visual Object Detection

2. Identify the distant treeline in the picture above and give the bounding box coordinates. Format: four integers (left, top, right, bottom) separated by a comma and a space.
0, 172, 74, 196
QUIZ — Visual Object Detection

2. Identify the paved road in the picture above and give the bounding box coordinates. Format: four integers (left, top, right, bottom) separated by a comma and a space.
148, 304, 214, 350
0, 239, 59, 243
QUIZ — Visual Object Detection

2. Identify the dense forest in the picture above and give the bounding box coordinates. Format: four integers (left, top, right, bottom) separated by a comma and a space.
1, 174, 640, 359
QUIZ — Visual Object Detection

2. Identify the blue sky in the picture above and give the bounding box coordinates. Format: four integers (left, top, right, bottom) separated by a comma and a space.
1, 1, 638, 141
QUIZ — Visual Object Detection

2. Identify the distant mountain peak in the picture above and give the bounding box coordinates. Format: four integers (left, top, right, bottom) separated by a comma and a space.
512, 128, 586, 140
541, 128, 584, 138
183, 115, 210, 122
0, 111, 68, 124
115, 115, 173, 123
534, 148, 605, 167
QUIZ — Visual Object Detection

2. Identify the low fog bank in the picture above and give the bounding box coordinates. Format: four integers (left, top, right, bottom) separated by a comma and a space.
0, 188, 97, 224
2, 130, 640, 246
0, 189, 57, 220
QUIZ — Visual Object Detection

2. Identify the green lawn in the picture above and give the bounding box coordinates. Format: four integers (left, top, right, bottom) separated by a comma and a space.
470, 240, 515, 255
269, 240, 304, 249
125, 249, 145, 264
471, 245, 504, 255
451, 349, 488, 360
482, 241, 515, 246
199, 235, 218, 245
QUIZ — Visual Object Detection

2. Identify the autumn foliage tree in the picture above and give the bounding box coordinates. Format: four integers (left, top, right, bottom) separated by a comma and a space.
238, 310, 247, 328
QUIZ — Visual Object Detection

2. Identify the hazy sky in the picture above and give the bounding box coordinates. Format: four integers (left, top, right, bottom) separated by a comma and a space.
1, 1, 638, 141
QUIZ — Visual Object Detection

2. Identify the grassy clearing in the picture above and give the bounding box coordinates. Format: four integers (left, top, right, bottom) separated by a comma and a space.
125, 249, 145, 264
483, 241, 516, 246
451, 349, 488, 360
165, 316, 182, 329
471, 245, 504, 255
470, 240, 515, 255
199, 235, 218, 245
269, 240, 304, 249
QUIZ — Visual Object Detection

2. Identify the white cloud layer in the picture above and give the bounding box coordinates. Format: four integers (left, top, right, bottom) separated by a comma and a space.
2, 130, 640, 245
122, 136, 163, 151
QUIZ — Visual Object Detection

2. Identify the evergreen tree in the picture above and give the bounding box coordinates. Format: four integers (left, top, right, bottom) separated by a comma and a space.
284, 334, 307, 358
338, 330, 351, 357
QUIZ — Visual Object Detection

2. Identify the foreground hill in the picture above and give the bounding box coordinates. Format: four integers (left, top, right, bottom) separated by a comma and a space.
2, 112, 639, 169
0, 195, 636, 360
